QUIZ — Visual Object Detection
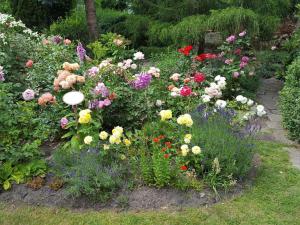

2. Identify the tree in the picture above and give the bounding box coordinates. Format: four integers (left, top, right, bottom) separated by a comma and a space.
84, 0, 98, 40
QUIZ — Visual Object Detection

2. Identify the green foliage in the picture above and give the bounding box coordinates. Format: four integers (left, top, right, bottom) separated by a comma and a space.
0, 0, 11, 13
280, 56, 300, 142
0, 159, 47, 190
255, 50, 290, 79
52, 148, 128, 201
191, 110, 255, 190
257, 15, 280, 41
10, 0, 74, 29
208, 7, 259, 37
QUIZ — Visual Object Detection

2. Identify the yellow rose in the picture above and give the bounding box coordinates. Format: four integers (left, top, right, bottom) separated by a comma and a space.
177, 114, 193, 127
159, 110, 172, 121
192, 146, 201, 155
123, 139, 131, 146
78, 109, 92, 124
184, 134, 192, 143
84, 136, 93, 145
99, 131, 109, 140
112, 126, 124, 138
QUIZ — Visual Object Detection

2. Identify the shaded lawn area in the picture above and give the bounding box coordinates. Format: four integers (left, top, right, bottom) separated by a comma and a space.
0, 141, 299, 225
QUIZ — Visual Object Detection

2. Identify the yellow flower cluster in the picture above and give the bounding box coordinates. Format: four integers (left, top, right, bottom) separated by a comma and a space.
78, 109, 91, 124
159, 110, 172, 121
177, 114, 193, 127
181, 144, 201, 156
184, 134, 192, 144
84, 136, 93, 145
99, 126, 131, 147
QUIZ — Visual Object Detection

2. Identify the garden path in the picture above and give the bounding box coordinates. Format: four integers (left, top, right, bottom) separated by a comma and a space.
257, 78, 300, 169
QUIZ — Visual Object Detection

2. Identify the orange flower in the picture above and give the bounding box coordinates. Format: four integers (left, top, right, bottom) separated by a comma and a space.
164, 154, 170, 159
153, 138, 160, 143
184, 78, 191, 84
158, 135, 165, 139
161, 147, 167, 152
168, 85, 175, 91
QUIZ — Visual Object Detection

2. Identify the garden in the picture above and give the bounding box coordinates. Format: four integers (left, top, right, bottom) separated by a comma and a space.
0, 1, 300, 224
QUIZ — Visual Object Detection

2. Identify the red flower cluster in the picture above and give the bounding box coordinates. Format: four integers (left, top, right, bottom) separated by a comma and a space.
193, 72, 206, 83
180, 86, 192, 97
152, 135, 165, 143
178, 45, 193, 56
195, 53, 217, 62
165, 142, 172, 148
180, 165, 188, 171
164, 154, 170, 159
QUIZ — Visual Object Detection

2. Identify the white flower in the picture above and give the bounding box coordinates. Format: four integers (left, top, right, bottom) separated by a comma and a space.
247, 99, 254, 106
181, 144, 189, 156
63, 91, 84, 105
215, 100, 227, 109
84, 136, 93, 145
148, 67, 160, 78
217, 80, 227, 89
155, 100, 163, 107
170, 73, 181, 81
201, 95, 211, 103
192, 146, 201, 155
257, 105, 267, 117
171, 92, 179, 97
215, 75, 226, 82
117, 62, 123, 67
205, 85, 222, 98
243, 113, 250, 121
133, 51, 144, 60
131, 64, 137, 69
236, 95, 248, 104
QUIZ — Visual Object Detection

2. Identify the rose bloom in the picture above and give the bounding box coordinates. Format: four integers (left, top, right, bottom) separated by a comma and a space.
22, 89, 35, 101
180, 86, 192, 97
195, 53, 217, 62
234, 49, 242, 55
64, 39, 71, 45
226, 35, 236, 43
178, 45, 193, 56
60, 117, 68, 129
239, 30, 247, 37
168, 84, 175, 91
170, 73, 180, 81
233, 72, 240, 78
26, 60, 33, 68
193, 72, 205, 83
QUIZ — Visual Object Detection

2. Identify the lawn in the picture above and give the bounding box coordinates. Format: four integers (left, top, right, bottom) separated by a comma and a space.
0, 141, 299, 225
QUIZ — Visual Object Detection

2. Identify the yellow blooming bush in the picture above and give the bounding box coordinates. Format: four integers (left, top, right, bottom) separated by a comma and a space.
159, 110, 172, 121
78, 109, 92, 124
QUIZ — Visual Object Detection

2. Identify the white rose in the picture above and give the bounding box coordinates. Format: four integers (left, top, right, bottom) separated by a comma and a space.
201, 95, 211, 103
133, 51, 144, 60
192, 146, 201, 155
131, 64, 137, 69
215, 100, 227, 108
84, 136, 93, 145
247, 99, 254, 106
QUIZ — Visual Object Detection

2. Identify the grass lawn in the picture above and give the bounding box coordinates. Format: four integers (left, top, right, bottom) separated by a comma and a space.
0, 141, 299, 225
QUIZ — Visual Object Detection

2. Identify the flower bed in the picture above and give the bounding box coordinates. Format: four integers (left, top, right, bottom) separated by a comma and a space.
0, 13, 265, 204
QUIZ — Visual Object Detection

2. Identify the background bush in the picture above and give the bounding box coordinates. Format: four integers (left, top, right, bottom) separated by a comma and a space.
280, 56, 300, 142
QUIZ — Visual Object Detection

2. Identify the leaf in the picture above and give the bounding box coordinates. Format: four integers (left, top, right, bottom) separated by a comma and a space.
61, 131, 75, 139
3, 180, 11, 190
71, 135, 80, 150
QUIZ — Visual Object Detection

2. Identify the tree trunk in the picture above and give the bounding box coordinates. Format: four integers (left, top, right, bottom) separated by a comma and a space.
84, 0, 98, 41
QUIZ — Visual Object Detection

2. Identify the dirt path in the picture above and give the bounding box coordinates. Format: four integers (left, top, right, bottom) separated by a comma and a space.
257, 78, 300, 169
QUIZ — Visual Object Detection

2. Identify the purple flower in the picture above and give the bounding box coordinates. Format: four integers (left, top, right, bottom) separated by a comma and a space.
60, 117, 68, 129
22, 89, 35, 101
241, 56, 250, 63
52, 35, 63, 44
239, 30, 247, 37
88, 66, 99, 76
89, 100, 99, 109
226, 35, 236, 43
131, 73, 152, 90
0, 66, 4, 81
93, 82, 109, 97
77, 42, 86, 62
240, 62, 248, 69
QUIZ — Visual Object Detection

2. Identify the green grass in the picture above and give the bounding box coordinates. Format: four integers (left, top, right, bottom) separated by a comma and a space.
0, 141, 300, 225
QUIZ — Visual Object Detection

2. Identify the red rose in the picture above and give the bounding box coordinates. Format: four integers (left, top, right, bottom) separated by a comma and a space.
194, 72, 206, 83
180, 165, 188, 171
165, 142, 172, 148
26, 60, 34, 68
153, 138, 160, 143
178, 45, 193, 56
180, 86, 192, 97
195, 53, 217, 62
234, 49, 241, 55
164, 154, 170, 159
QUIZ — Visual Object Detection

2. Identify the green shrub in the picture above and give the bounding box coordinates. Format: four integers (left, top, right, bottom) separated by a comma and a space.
10, 0, 74, 29
191, 107, 255, 190
171, 15, 208, 47
207, 7, 259, 38
257, 15, 280, 41
280, 57, 300, 142
52, 148, 128, 201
